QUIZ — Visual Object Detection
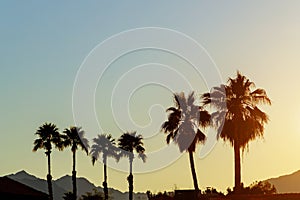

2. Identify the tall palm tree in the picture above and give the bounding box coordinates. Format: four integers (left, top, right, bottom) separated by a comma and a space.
33, 122, 64, 200
63, 126, 89, 200
202, 71, 271, 193
118, 132, 146, 200
161, 92, 210, 192
91, 134, 119, 200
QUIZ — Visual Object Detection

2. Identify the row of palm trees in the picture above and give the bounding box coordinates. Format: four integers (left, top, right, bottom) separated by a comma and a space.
33, 71, 271, 199
162, 71, 271, 194
33, 124, 145, 200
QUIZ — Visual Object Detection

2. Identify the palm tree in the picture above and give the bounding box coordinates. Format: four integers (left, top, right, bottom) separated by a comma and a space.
63, 126, 89, 200
118, 132, 146, 200
201, 71, 271, 193
161, 92, 210, 192
91, 134, 119, 200
33, 122, 64, 200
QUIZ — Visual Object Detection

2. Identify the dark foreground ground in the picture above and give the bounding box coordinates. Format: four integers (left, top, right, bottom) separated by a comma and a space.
207, 194, 300, 200
160, 193, 300, 200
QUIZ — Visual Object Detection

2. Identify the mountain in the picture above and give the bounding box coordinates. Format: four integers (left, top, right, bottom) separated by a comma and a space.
8, 169, 300, 198
7, 170, 147, 200
55, 175, 98, 197
8, 170, 68, 200
267, 170, 300, 193
54, 175, 135, 199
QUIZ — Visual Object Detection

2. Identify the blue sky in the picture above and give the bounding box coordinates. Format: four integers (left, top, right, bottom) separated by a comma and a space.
1, 1, 300, 193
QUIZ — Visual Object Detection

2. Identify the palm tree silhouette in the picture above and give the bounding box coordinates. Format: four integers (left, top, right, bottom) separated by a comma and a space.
33, 122, 64, 200
202, 71, 271, 193
91, 134, 120, 200
62, 126, 89, 200
63, 192, 75, 200
118, 132, 146, 200
161, 92, 210, 192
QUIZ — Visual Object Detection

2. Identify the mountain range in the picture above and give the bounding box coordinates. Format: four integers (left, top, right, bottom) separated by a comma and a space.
7, 170, 147, 200
5, 169, 300, 199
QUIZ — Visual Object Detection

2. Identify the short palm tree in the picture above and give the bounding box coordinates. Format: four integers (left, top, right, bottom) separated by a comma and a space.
63, 192, 75, 200
91, 134, 119, 200
202, 71, 271, 193
63, 126, 89, 200
79, 189, 104, 200
33, 122, 64, 200
161, 92, 210, 192
118, 132, 146, 200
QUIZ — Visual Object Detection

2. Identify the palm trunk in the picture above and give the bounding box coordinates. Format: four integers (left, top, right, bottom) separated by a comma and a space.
72, 150, 77, 200
103, 157, 108, 200
47, 152, 53, 200
128, 158, 133, 200
234, 141, 241, 193
188, 151, 199, 191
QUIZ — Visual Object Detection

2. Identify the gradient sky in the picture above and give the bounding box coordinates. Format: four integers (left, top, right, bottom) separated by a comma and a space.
1, 1, 300, 194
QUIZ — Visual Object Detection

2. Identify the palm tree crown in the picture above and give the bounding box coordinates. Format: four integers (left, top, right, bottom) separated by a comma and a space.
33, 122, 63, 154
162, 92, 210, 152
202, 71, 271, 150
118, 131, 146, 162
91, 134, 119, 165
63, 126, 89, 154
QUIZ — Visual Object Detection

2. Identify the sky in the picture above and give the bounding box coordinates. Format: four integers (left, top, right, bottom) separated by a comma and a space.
1, 0, 300, 194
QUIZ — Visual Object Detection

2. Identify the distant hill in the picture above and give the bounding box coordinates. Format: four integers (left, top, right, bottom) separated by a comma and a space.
267, 170, 300, 193
55, 175, 98, 198
8, 170, 67, 199
7, 170, 147, 200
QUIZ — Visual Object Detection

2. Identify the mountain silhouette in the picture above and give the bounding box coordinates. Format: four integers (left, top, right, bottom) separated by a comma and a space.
8, 170, 67, 200
7, 169, 300, 198
267, 170, 300, 193
7, 170, 147, 200
55, 175, 97, 197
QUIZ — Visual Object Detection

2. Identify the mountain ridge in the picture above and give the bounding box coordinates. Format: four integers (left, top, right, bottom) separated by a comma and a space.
7, 169, 300, 198
266, 170, 300, 193
6, 170, 147, 200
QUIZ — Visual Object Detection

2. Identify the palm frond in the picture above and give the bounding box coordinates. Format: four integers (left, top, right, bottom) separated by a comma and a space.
166, 132, 174, 144
92, 156, 97, 166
